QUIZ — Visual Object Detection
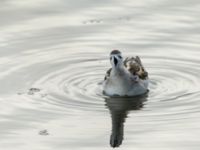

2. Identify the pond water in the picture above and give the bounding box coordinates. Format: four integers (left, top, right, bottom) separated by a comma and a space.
0, 0, 200, 149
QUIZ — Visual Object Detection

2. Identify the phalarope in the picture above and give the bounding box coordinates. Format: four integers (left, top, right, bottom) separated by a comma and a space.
103, 50, 149, 97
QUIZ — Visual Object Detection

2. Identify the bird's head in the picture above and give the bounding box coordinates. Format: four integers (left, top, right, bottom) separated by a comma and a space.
110, 50, 123, 69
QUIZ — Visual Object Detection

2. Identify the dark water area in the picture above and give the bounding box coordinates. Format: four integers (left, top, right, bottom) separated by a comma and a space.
0, 0, 200, 149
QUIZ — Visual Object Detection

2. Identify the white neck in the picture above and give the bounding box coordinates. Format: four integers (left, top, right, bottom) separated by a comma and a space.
111, 65, 126, 76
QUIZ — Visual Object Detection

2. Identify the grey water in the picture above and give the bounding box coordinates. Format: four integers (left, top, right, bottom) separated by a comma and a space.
1, 0, 200, 149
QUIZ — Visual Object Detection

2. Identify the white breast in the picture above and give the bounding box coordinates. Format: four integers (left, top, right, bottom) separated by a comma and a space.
103, 76, 149, 97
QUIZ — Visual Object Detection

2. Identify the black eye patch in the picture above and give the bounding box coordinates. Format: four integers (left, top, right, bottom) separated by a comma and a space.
118, 55, 122, 59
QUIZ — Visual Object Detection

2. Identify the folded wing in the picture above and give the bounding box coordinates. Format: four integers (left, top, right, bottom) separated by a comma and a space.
104, 56, 148, 80
124, 56, 148, 80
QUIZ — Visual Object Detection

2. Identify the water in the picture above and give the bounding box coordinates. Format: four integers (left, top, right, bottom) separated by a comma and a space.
0, 0, 200, 149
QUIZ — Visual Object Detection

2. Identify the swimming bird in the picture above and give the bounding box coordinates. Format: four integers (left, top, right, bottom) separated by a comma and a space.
103, 50, 149, 97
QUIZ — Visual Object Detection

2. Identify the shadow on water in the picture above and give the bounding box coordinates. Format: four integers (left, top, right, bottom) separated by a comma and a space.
105, 94, 148, 148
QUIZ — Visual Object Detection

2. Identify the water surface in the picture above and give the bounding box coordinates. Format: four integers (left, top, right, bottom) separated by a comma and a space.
1, 0, 200, 149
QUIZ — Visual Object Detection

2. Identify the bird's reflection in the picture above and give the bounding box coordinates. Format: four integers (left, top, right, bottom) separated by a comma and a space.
105, 94, 148, 148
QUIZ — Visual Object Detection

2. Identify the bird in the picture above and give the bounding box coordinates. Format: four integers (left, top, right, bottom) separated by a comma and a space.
103, 50, 149, 97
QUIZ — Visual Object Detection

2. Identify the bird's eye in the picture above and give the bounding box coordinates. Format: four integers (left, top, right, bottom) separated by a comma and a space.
118, 55, 122, 59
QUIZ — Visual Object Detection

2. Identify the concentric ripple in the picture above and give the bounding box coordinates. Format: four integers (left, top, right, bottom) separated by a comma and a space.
12, 51, 200, 118
1, 0, 200, 149
144, 56, 200, 119
27, 53, 106, 112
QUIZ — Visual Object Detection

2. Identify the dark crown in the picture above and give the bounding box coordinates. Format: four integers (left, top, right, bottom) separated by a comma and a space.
110, 50, 121, 55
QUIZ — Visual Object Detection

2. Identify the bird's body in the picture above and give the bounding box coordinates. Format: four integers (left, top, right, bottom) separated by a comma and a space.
103, 50, 149, 97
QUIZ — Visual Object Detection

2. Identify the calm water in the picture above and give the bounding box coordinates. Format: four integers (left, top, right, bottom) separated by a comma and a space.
1, 0, 200, 149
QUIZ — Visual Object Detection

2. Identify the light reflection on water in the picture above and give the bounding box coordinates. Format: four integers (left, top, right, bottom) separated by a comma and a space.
0, 0, 200, 149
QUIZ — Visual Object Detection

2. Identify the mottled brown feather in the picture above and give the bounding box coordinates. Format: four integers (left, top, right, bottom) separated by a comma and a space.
104, 56, 148, 80
124, 56, 148, 80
